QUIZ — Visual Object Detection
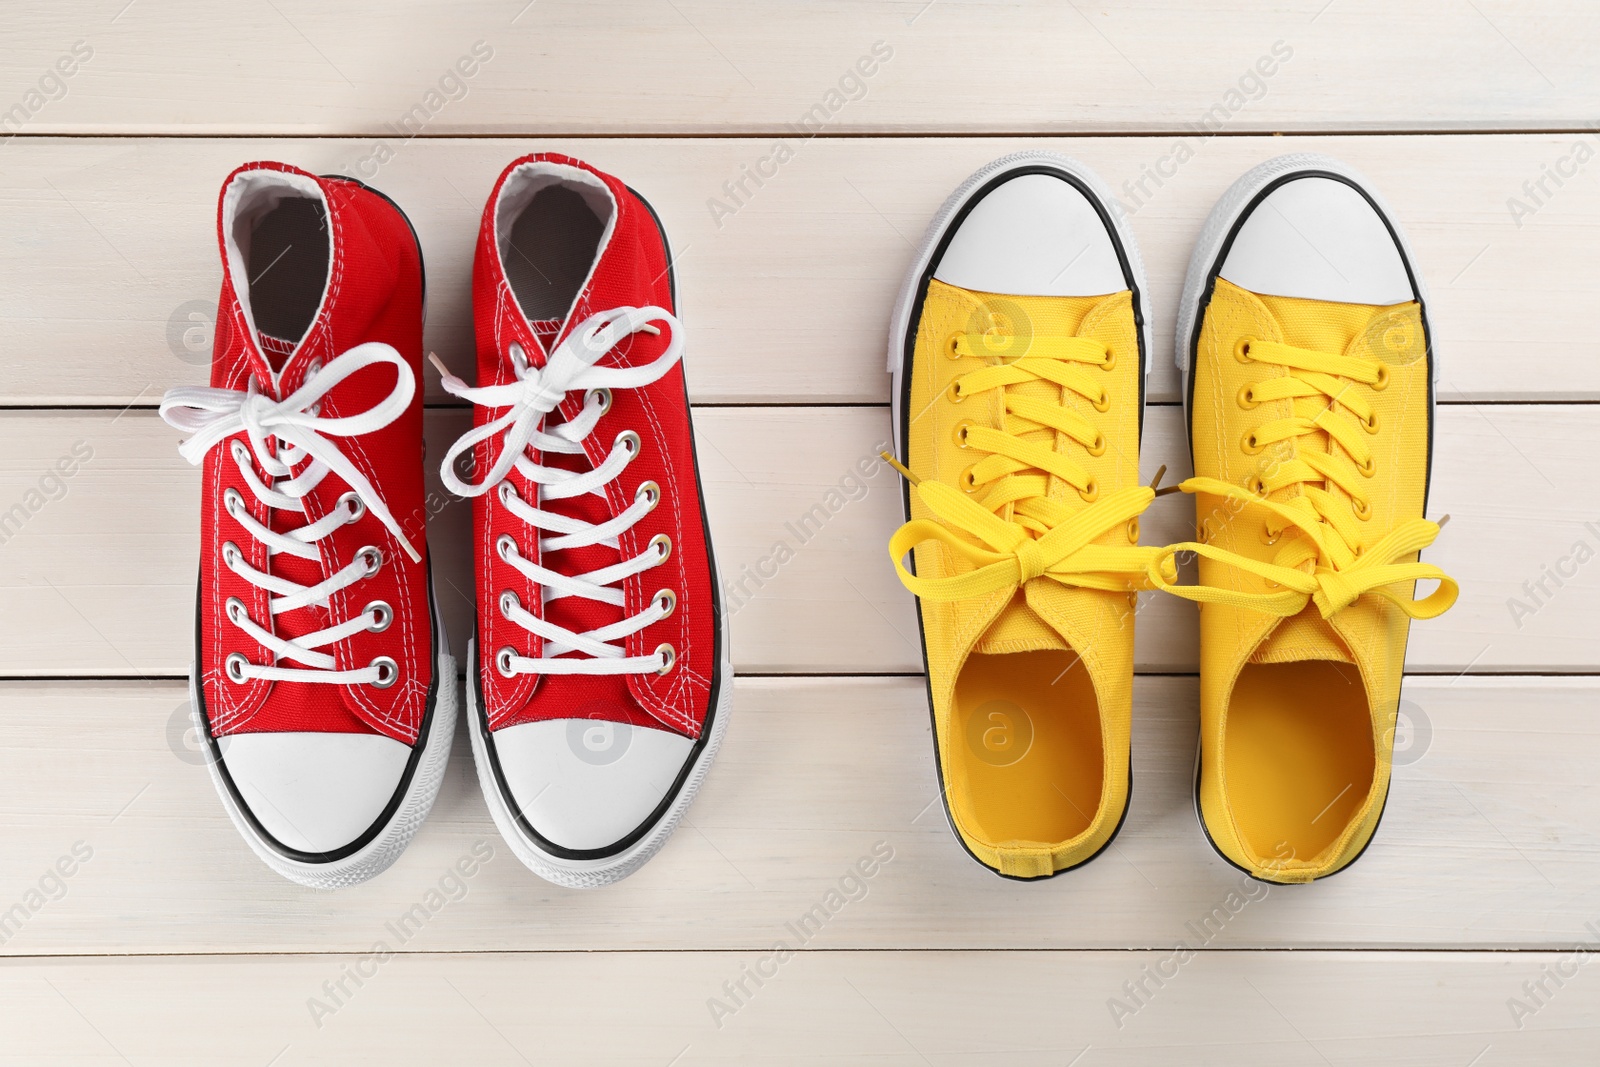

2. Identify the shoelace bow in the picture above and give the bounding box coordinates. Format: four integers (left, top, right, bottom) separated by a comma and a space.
160, 342, 420, 686
1147, 336, 1458, 621
886, 332, 1174, 602
435, 306, 683, 677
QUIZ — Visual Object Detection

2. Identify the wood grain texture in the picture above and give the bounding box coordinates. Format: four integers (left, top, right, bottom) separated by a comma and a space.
2, 134, 1597, 406
0, 675, 1596, 956
3, 0, 1595, 134
0, 405, 1591, 678
2, 949, 1594, 1065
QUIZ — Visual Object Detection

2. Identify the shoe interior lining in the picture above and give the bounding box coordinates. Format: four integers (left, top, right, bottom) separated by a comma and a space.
1222, 660, 1374, 865
222, 170, 330, 372
494, 164, 616, 324
948, 649, 1104, 849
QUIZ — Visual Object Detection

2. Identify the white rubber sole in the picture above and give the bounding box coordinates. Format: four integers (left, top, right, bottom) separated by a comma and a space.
1172, 152, 1439, 435
190, 579, 459, 890
466, 579, 734, 890
888, 150, 1153, 463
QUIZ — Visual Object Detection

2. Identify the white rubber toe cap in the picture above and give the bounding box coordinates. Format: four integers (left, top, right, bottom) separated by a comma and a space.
933, 172, 1126, 297
492, 719, 694, 851
1219, 175, 1414, 305
217, 732, 411, 855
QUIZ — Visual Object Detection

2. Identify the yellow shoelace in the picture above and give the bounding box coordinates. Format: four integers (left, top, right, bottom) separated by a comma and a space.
886, 332, 1172, 602
1147, 337, 1458, 620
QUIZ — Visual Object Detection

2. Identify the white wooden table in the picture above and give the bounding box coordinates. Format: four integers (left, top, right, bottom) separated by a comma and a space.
2, 2, 1597, 1063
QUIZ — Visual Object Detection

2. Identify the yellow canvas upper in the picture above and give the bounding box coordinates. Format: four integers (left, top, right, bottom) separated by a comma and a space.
889, 279, 1163, 877
1154, 277, 1458, 882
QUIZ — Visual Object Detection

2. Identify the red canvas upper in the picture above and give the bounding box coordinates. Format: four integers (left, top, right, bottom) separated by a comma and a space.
194, 162, 432, 744
470, 153, 716, 739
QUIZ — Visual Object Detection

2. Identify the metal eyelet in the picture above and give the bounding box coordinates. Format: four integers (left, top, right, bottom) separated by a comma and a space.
1079, 478, 1099, 503
1235, 338, 1255, 364
1373, 365, 1390, 391
654, 588, 677, 618
636, 481, 661, 509
1363, 411, 1381, 435
495, 646, 517, 678
223, 488, 244, 517
1092, 390, 1111, 413
363, 601, 392, 633
649, 533, 672, 562
1126, 517, 1140, 543
945, 381, 966, 404
1246, 474, 1267, 496
225, 596, 248, 624
222, 541, 243, 568
1353, 497, 1373, 521
369, 657, 399, 689
230, 440, 251, 466
946, 335, 964, 360
588, 387, 613, 414
496, 534, 516, 561
616, 430, 642, 458
224, 652, 250, 684
338, 491, 366, 523
356, 546, 383, 576
1086, 433, 1107, 457
1101, 349, 1116, 371
1242, 431, 1265, 455
497, 481, 518, 507
1238, 384, 1260, 410
1260, 525, 1282, 546
959, 464, 982, 494
953, 421, 974, 448
1357, 456, 1377, 478
654, 643, 677, 675
498, 590, 518, 618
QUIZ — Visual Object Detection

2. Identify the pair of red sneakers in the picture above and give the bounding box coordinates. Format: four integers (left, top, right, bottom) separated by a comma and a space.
160, 156, 730, 889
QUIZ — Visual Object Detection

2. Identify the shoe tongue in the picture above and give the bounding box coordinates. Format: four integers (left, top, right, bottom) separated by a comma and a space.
257, 331, 298, 372
974, 591, 1072, 655
1251, 608, 1354, 665
528, 317, 563, 354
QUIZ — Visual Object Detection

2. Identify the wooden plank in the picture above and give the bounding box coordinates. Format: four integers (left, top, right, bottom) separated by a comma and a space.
0, 674, 1596, 956
4, 1, 1596, 135
2, 949, 1593, 1064
0, 405, 1593, 678
2, 134, 1596, 406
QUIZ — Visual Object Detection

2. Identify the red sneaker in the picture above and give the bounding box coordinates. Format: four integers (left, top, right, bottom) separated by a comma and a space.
436, 153, 730, 887
160, 163, 455, 888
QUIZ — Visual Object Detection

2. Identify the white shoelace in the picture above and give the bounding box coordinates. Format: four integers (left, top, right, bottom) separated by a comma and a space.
435, 305, 683, 678
160, 343, 420, 688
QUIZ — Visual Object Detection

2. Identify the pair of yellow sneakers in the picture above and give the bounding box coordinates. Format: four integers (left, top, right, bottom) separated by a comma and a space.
884, 153, 1458, 884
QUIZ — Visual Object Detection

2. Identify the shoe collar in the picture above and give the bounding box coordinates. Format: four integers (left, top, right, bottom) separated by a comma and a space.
217, 162, 335, 398
489, 156, 620, 347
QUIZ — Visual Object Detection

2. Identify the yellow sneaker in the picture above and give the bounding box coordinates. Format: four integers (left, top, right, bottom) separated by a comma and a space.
884, 153, 1165, 879
1151, 155, 1459, 883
